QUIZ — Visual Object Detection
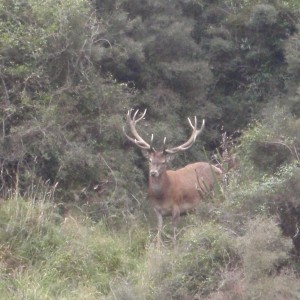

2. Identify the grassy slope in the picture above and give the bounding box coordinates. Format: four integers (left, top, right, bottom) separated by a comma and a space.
1, 178, 299, 300
0, 191, 147, 299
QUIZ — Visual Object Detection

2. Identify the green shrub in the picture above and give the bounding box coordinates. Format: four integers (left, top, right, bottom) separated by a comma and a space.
138, 222, 239, 299
237, 217, 292, 282
174, 223, 239, 297
236, 105, 300, 178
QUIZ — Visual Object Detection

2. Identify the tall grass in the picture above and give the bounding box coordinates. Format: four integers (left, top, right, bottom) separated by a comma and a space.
0, 181, 147, 299
1, 178, 300, 299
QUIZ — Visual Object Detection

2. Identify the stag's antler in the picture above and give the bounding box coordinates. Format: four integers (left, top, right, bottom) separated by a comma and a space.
124, 109, 205, 153
164, 117, 205, 154
123, 109, 154, 151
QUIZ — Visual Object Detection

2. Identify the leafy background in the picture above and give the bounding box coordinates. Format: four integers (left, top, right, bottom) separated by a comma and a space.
1, 0, 300, 298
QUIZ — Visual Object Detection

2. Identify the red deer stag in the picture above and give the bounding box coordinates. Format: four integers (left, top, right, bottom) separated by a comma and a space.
124, 109, 222, 243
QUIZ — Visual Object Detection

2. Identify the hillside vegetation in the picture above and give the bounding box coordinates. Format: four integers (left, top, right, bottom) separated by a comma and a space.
1, 0, 300, 299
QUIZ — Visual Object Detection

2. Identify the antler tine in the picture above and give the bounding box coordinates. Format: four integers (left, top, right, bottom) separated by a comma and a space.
188, 117, 205, 142
164, 117, 205, 154
124, 108, 153, 151
188, 116, 197, 132
162, 136, 167, 152
133, 108, 147, 123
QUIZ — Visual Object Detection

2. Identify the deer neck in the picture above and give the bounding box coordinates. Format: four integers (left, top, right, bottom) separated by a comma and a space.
149, 171, 170, 200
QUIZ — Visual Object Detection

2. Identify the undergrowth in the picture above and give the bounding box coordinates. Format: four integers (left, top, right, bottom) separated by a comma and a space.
0, 185, 147, 299
1, 172, 300, 299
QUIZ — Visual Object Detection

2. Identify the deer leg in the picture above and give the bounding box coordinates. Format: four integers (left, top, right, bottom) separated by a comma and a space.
154, 209, 163, 247
172, 206, 180, 244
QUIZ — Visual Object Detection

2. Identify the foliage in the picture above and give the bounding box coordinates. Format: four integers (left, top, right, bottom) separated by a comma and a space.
237, 217, 292, 281
1, 0, 299, 201
209, 217, 298, 300
189, 1, 298, 132
0, 0, 141, 210
236, 106, 299, 175
0, 187, 147, 299
108, 221, 240, 300
171, 223, 239, 298
1, 184, 300, 299
0, 0, 300, 298
225, 104, 300, 255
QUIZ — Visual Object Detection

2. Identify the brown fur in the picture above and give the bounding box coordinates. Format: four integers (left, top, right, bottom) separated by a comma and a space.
147, 151, 222, 242
123, 109, 222, 243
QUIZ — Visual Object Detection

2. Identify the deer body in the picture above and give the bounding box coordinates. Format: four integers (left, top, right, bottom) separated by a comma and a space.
149, 162, 221, 214
148, 157, 222, 239
124, 109, 222, 243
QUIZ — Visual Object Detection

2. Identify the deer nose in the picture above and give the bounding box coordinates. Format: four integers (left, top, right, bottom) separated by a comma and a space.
150, 170, 159, 177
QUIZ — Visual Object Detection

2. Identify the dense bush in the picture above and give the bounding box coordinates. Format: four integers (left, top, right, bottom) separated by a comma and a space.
0, 0, 300, 299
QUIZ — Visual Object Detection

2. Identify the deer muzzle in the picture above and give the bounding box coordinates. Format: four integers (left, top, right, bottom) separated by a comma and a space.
150, 170, 159, 177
